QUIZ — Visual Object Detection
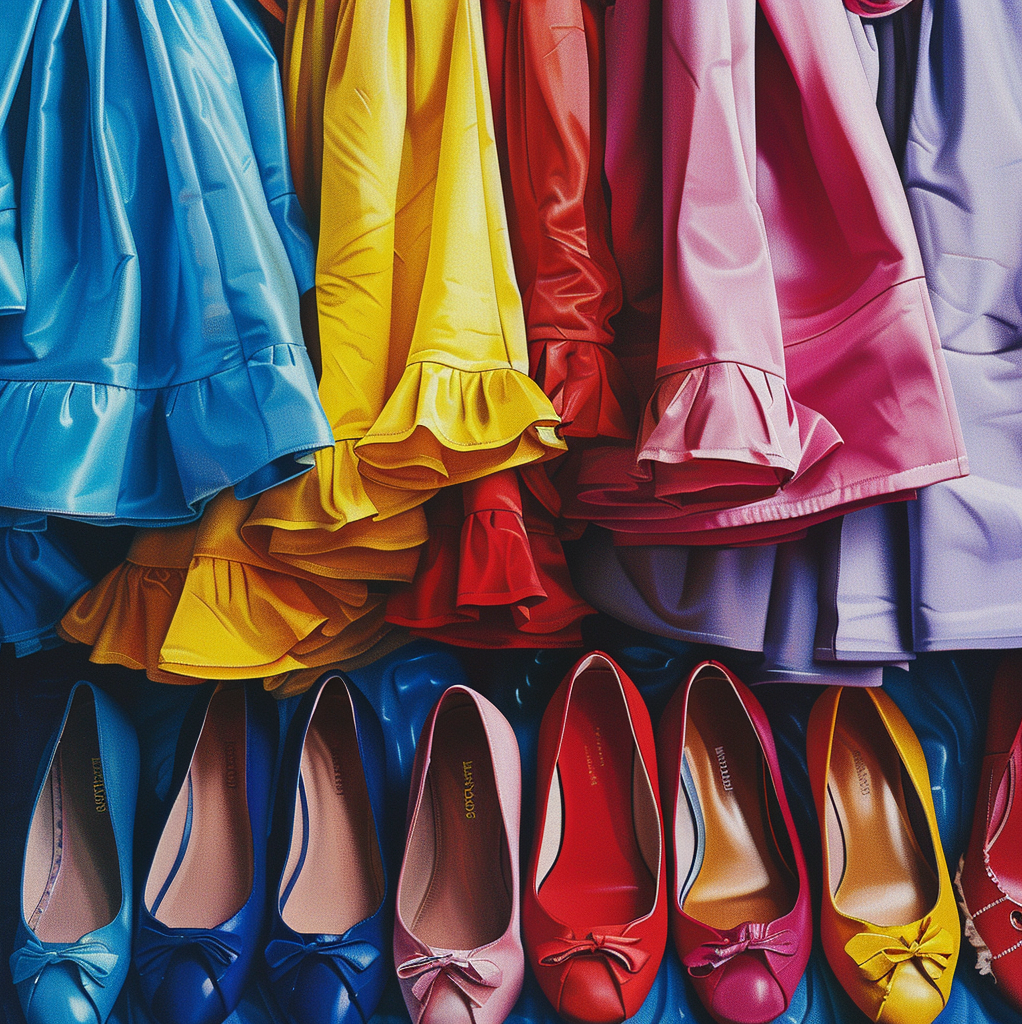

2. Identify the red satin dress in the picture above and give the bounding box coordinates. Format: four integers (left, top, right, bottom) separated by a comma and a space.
561, 0, 967, 544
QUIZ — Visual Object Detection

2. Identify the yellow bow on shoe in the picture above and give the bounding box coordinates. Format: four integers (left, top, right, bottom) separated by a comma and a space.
845, 918, 954, 1020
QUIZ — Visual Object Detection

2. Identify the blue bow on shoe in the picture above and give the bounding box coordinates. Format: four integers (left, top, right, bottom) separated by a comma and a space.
135, 916, 244, 982
265, 933, 380, 1011
10, 933, 118, 987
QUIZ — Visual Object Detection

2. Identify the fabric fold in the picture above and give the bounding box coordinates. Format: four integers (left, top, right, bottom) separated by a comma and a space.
636, 362, 842, 509
529, 340, 637, 442
387, 471, 592, 646
58, 524, 198, 685
0, 0, 332, 527
355, 363, 564, 491
154, 493, 392, 681
482, 0, 636, 441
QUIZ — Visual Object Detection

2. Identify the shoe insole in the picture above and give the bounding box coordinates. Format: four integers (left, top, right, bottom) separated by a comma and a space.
280, 687, 384, 934
24, 688, 121, 942
681, 676, 795, 931
401, 698, 511, 950
539, 668, 656, 930
146, 686, 253, 929
825, 690, 937, 926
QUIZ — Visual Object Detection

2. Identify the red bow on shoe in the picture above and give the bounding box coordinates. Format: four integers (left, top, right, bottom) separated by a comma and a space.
683, 922, 799, 977
537, 932, 650, 985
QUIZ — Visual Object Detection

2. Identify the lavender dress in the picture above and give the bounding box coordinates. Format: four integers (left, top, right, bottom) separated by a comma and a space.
887, 0, 1022, 649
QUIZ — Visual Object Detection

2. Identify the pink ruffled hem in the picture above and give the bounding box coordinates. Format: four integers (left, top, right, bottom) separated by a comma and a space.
636, 361, 841, 509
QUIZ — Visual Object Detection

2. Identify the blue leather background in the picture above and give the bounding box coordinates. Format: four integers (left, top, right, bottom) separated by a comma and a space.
1, 626, 1012, 1024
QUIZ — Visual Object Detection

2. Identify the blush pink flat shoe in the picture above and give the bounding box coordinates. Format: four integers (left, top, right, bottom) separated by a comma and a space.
394, 685, 523, 1024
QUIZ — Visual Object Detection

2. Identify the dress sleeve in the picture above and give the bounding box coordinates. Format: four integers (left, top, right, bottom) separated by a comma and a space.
641, 0, 839, 509
496, 0, 637, 440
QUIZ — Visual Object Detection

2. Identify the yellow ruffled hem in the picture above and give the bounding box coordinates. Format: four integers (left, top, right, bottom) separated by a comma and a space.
58, 524, 201, 686
157, 554, 391, 679
250, 511, 426, 583
247, 439, 424, 531
354, 361, 566, 490
242, 438, 429, 583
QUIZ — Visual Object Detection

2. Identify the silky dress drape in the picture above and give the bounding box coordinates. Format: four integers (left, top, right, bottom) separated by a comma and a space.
63, 0, 568, 681
1, 0, 334, 652
889, 0, 1022, 650
566, 0, 939, 683
563, 0, 967, 545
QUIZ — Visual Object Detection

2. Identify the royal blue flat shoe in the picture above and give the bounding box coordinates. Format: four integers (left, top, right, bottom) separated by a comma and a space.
134, 681, 276, 1024
9, 681, 139, 1024
265, 673, 389, 1024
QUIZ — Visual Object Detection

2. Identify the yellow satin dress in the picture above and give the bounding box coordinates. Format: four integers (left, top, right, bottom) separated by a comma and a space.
62, 0, 564, 684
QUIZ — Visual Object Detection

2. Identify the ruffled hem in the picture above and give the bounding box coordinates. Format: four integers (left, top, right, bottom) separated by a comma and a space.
157, 560, 390, 679
354, 362, 566, 491
246, 439, 419, 533
0, 342, 333, 525
636, 362, 841, 509
58, 524, 200, 685
250, 512, 426, 584
243, 439, 429, 583
386, 477, 594, 646
529, 340, 638, 441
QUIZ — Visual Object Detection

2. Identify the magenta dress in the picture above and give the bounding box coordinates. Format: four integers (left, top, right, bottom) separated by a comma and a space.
560, 0, 967, 543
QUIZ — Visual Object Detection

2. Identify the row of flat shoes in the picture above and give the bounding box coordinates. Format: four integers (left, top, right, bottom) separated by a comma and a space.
15, 649, 1014, 1024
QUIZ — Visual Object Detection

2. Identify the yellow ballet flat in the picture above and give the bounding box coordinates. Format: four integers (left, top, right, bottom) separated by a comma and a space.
807, 686, 959, 1024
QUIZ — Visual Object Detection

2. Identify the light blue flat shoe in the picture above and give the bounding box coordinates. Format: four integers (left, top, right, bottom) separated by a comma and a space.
9, 681, 140, 1024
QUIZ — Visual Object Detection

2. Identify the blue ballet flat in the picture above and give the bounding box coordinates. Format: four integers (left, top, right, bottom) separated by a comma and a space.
9, 681, 140, 1024
134, 682, 276, 1024
264, 673, 389, 1024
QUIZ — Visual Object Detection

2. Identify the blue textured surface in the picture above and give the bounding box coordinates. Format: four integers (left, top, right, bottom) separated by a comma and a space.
1, 637, 1015, 1024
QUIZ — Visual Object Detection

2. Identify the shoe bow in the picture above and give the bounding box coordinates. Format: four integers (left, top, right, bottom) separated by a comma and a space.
265, 934, 379, 1005
536, 932, 650, 985
397, 951, 502, 1016
682, 922, 799, 977
845, 917, 954, 1018
10, 933, 118, 987
135, 916, 243, 983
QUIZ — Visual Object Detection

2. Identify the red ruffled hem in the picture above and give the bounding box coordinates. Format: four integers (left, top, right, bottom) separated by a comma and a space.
386, 470, 593, 645
529, 339, 638, 441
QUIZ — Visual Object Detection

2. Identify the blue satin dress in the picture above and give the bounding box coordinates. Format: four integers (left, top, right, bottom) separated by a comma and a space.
0, 0, 331, 527
0, 0, 333, 650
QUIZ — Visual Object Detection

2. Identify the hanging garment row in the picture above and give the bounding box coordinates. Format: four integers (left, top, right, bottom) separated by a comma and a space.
2, 0, 1016, 689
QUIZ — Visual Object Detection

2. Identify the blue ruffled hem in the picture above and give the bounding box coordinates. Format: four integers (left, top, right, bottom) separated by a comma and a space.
0, 525, 92, 654
0, 342, 333, 526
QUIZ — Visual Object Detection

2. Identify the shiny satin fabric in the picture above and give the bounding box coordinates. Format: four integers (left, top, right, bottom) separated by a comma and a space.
565, 0, 967, 542
385, 470, 593, 648
2, 643, 1017, 1024
880, 0, 1022, 650
565, 525, 900, 687
61, 491, 393, 684
481, 0, 636, 441
263, 0, 564, 526
0, 0, 332, 526
92, 0, 578, 680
